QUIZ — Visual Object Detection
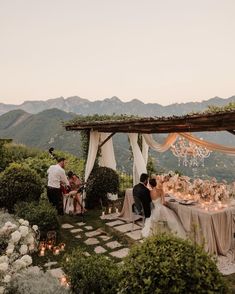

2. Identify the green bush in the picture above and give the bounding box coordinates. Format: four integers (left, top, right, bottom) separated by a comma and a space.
15, 200, 60, 237
118, 234, 229, 294
63, 248, 120, 294
86, 166, 119, 208
0, 163, 43, 212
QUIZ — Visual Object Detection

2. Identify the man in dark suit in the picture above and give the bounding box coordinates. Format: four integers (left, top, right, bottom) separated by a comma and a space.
133, 173, 151, 218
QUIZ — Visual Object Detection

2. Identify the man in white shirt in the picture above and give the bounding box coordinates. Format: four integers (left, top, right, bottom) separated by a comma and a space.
47, 157, 70, 215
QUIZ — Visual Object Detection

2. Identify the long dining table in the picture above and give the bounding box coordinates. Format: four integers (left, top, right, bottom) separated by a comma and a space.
119, 188, 235, 255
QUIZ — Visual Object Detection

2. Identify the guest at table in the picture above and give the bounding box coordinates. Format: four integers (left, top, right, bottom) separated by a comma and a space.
133, 173, 152, 218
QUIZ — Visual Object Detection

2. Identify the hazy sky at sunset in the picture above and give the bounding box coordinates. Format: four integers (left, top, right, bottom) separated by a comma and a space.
0, 0, 235, 105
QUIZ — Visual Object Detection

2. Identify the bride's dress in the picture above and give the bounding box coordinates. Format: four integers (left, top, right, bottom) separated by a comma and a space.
142, 198, 186, 239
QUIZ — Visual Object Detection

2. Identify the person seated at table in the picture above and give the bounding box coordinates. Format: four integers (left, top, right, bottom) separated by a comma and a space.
66, 171, 85, 215
133, 173, 152, 219
142, 178, 186, 239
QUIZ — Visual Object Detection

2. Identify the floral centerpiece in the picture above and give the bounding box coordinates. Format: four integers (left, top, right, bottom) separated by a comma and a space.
0, 211, 39, 293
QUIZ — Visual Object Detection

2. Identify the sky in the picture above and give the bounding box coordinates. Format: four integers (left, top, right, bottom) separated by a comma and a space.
0, 0, 235, 106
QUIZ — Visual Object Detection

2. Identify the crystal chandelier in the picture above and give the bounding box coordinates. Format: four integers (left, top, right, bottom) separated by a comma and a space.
171, 137, 211, 167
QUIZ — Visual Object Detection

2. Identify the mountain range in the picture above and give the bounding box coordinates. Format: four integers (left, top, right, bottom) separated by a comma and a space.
0, 95, 234, 181
0, 95, 235, 116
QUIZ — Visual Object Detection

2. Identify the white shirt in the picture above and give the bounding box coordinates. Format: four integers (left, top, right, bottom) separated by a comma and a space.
47, 164, 69, 188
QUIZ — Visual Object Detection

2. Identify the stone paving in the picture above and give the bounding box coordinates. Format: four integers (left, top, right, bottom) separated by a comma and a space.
60, 213, 144, 260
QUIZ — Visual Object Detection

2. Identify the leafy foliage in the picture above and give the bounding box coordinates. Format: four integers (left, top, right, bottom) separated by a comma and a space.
63, 248, 120, 294
0, 163, 43, 212
118, 234, 229, 294
15, 200, 60, 236
85, 166, 119, 208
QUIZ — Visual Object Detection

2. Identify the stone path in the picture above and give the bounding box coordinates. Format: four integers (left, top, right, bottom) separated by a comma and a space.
61, 215, 140, 259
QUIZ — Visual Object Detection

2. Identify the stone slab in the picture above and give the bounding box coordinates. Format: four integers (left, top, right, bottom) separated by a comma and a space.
114, 223, 140, 233
126, 229, 142, 240
106, 220, 125, 227
84, 252, 91, 257
44, 261, 58, 268
99, 235, 112, 241
61, 223, 74, 229
84, 226, 93, 230
75, 235, 82, 239
105, 241, 122, 249
77, 222, 86, 226
70, 228, 83, 233
94, 246, 107, 254
109, 248, 130, 259
84, 238, 100, 245
100, 213, 119, 220
85, 230, 102, 237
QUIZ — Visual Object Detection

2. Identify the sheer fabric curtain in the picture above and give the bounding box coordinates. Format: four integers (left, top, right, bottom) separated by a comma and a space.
99, 132, 117, 170
128, 133, 147, 185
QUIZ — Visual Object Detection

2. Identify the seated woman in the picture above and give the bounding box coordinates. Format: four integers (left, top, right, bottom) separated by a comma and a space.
66, 171, 85, 215
142, 177, 186, 239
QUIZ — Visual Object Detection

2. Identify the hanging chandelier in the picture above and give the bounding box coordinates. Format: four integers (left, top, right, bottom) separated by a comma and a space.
171, 136, 211, 167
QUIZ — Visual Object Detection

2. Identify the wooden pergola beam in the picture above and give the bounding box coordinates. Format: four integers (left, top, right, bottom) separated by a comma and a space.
65, 110, 235, 134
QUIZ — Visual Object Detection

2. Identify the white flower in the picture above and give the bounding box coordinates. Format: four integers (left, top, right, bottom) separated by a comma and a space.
32, 225, 38, 231
25, 234, 34, 245
0, 262, 8, 272
21, 255, 32, 266
3, 274, 11, 283
19, 244, 28, 255
19, 225, 29, 237
0, 286, 5, 294
6, 248, 14, 256
11, 230, 21, 243
4, 221, 17, 229
28, 244, 35, 251
13, 259, 27, 271
18, 218, 24, 224
0, 256, 8, 264
22, 220, 29, 226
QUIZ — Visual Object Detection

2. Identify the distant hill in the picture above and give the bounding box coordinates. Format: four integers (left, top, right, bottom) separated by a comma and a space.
0, 95, 234, 116
0, 96, 234, 182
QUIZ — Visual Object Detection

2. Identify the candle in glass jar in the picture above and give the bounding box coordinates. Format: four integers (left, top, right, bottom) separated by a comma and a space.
115, 208, 119, 213
108, 208, 112, 214
102, 211, 105, 217
53, 247, 60, 255
214, 206, 218, 211
39, 249, 45, 256
59, 243, 65, 251
218, 201, 222, 208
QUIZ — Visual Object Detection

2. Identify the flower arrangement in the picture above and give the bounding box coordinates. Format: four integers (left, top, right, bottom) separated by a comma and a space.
0, 211, 39, 292
158, 173, 232, 202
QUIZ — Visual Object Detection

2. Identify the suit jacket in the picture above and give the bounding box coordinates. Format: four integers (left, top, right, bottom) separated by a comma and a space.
133, 183, 151, 218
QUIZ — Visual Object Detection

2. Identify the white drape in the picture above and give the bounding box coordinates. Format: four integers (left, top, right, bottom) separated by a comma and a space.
84, 131, 100, 182
142, 136, 149, 164
128, 133, 147, 185
99, 133, 117, 170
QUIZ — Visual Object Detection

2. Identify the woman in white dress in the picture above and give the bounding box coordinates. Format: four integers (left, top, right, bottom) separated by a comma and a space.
142, 178, 186, 239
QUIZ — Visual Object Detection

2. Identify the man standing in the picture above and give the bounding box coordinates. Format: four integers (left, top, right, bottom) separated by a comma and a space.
133, 173, 151, 218
47, 157, 70, 215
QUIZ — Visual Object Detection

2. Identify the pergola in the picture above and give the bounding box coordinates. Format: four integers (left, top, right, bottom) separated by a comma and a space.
65, 110, 235, 183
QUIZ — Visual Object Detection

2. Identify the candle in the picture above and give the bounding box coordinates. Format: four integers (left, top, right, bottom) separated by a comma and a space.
53, 246, 60, 255
102, 211, 105, 217
59, 243, 65, 251
218, 201, 222, 208
60, 276, 67, 286
214, 206, 218, 211
115, 208, 119, 213
39, 249, 45, 256
205, 207, 209, 211
108, 208, 112, 214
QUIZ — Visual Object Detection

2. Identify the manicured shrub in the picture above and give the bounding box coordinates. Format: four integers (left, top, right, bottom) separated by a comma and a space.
0, 163, 43, 212
118, 234, 229, 294
63, 248, 121, 294
86, 166, 119, 208
15, 200, 60, 237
